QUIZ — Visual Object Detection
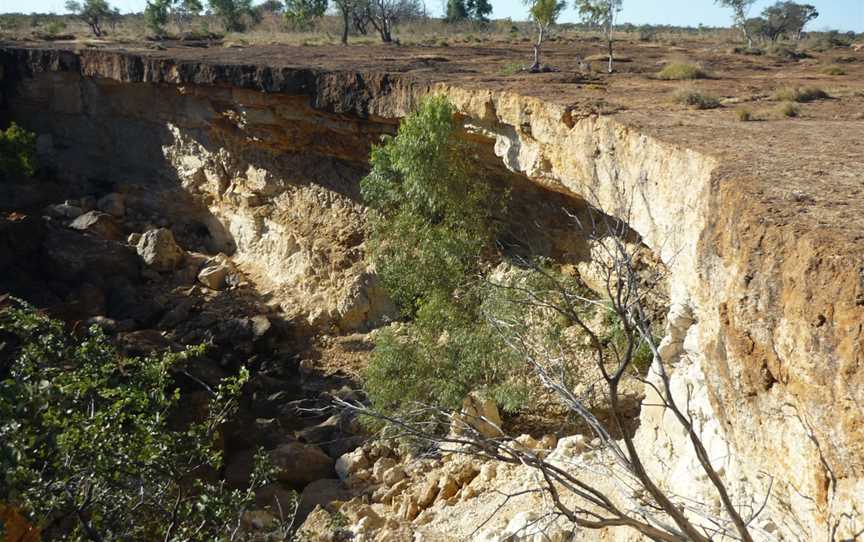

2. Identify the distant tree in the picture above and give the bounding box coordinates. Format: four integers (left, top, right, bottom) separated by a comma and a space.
174, 0, 204, 30
445, 0, 467, 22
716, 0, 756, 48
65, 0, 114, 36
576, 0, 622, 73
144, 0, 171, 35
284, 0, 327, 29
465, 0, 492, 22
366, 0, 424, 42
208, 0, 256, 31
762, 1, 818, 40
525, 0, 566, 72
257, 0, 285, 13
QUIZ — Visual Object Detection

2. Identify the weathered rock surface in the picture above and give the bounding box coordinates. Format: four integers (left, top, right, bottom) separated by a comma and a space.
69, 210, 124, 241
136, 228, 185, 271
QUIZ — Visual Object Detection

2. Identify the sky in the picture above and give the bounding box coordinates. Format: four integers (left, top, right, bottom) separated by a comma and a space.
2, 0, 863, 32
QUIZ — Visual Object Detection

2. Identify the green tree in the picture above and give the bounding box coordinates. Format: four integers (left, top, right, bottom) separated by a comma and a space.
284, 0, 326, 28
144, 0, 171, 35
361, 97, 524, 425
65, 0, 114, 36
0, 123, 37, 180
0, 301, 290, 541
576, 0, 622, 73
465, 0, 492, 22
525, 0, 566, 71
208, 0, 256, 32
445, 0, 467, 22
716, 0, 757, 48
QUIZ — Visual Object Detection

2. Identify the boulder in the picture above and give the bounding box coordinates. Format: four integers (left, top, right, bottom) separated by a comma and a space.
270, 441, 335, 488
198, 263, 230, 290
452, 392, 503, 439
97, 193, 125, 217
46, 202, 83, 219
381, 465, 406, 486
335, 448, 369, 481
69, 211, 124, 241
298, 478, 351, 522
42, 228, 139, 284
136, 228, 185, 271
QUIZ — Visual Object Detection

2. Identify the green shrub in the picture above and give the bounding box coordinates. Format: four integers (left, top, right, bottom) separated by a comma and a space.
656, 62, 707, 80
500, 61, 523, 75
0, 123, 37, 180
772, 86, 829, 102
0, 301, 292, 539
44, 20, 68, 35
361, 97, 525, 423
672, 88, 721, 109
774, 101, 800, 118
820, 65, 846, 76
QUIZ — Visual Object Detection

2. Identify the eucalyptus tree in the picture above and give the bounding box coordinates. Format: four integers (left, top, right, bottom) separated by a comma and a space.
716, 0, 757, 48
577, 0, 622, 73
525, 0, 566, 72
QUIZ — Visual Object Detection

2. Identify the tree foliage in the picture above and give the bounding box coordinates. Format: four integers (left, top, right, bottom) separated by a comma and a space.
748, 1, 818, 42
209, 0, 257, 32
445, 0, 491, 23
0, 123, 37, 181
0, 301, 287, 541
284, 0, 327, 28
715, 0, 756, 46
525, 0, 566, 71
65, 0, 114, 36
361, 97, 524, 422
147, 0, 203, 34
576, 0, 622, 72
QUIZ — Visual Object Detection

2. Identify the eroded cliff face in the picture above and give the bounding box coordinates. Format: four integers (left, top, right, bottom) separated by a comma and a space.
1, 45, 861, 540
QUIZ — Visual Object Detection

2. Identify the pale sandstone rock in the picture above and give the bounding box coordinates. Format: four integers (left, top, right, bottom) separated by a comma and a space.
136, 228, 185, 271
197, 263, 230, 289
269, 441, 334, 487
69, 211, 124, 241
452, 392, 503, 439
335, 448, 369, 481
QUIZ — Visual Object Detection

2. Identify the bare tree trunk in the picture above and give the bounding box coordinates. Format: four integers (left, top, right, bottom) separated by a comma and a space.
530, 23, 543, 72
341, 6, 349, 45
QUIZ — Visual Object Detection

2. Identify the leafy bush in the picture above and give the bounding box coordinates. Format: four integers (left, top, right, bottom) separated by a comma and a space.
361, 97, 525, 423
656, 62, 707, 80
772, 86, 829, 102
672, 88, 721, 109
0, 301, 289, 540
0, 123, 37, 180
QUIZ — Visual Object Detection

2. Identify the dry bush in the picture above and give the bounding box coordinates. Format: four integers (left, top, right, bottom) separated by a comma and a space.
735, 108, 754, 121
656, 62, 707, 80
820, 65, 847, 76
774, 101, 800, 118
672, 88, 721, 109
772, 86, 829, 102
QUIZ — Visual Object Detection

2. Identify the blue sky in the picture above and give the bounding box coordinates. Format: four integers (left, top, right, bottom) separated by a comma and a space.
4, 0, 863, 32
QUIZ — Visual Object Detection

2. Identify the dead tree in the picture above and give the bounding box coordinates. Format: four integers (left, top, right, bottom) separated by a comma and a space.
338, 191, 770, 541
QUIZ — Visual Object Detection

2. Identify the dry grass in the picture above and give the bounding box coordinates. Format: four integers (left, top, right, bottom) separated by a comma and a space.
772, 86, 829, 103
820, 65, 847, 76
657, 62, 707, 80
672, 88, 720, 109
774, 101, 800, 118
735, 108, 754, 121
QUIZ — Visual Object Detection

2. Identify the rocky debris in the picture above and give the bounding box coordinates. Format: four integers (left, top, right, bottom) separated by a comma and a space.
69, 211, 124, 241
198, 262, 230, 289
136, 228, 185, 271
46, 201, 83, 219
127, 232, 141, 245
336, 448, 370, 481
451, 392, 503, 439
42, 228, 140, 284
298, 478, 352, 521
270, 441, 335, 488
477, 511, 571, 542
116, 329, 171, 356
97, 193, 125, 217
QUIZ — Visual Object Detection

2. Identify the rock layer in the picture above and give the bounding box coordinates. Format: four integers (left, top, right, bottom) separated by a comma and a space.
2, 43, 862, 540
